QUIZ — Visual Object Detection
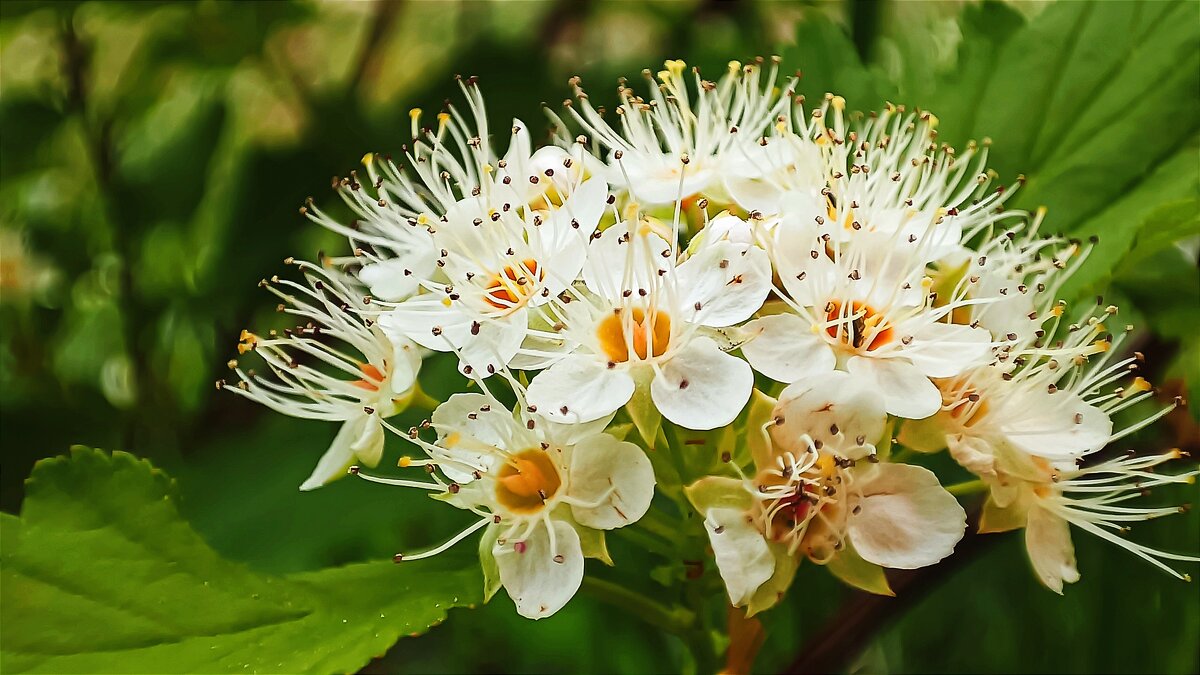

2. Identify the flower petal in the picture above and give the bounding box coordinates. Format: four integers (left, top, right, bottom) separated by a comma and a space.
358, 257, 432, 302
454, 309, 527, 376
1001, 390, 1112, 460
567, 433, 656, 530
704, 506, 776, 607
494, 519, 584, 619
581, 223, 671, 302
349, 412, 385, 465
846, 355, 941, 419
431, 393, 513, 482
526, 356, 636, 424
848, 463, 967, 569
300, 416, 366, 491
740, 314, 836, 383
676, 242, 773, 327
770, 370, 888, 457
901, 322, 991, 378
1025, 504, 1080, 594
651, 337, 754, 430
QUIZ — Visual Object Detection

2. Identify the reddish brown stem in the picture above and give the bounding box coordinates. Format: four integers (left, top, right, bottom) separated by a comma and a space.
785, 508, 1006, 674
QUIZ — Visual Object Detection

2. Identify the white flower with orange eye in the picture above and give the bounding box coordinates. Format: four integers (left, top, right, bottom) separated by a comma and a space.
741, 216, 994, 420
524, 221, 772, 430
378, 177, 608, 378
221, 262, 421, 490
355, 391, 655, 620
551, 59, 791, 206
686, 372, 966, 614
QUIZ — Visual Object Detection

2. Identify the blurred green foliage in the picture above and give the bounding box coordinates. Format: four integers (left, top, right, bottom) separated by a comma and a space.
1, 1, 1197, 673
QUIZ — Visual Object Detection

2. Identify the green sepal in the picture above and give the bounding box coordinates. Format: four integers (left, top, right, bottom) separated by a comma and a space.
826, 540, 895, 597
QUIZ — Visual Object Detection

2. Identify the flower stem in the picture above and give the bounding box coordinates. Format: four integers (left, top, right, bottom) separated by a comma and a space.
638, 504, 684, 544
945, 478, 988, 497
580, 575, 695, 635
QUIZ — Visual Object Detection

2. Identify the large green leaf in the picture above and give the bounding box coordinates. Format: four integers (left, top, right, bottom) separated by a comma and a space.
1, 448, 481, 674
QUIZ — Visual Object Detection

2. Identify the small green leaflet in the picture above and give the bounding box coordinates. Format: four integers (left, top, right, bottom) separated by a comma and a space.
1, 448, 482, 674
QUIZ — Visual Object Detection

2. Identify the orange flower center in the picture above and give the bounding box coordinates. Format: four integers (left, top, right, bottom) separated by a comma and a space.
484, 259, 542, 309
351, 362, 386, 392
495, 450, 562, 514
596, 308, 672, 363
825, 300, 892, 351
945, 387, 989, 427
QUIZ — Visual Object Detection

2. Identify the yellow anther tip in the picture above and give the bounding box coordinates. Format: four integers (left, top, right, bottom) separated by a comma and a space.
398, 456, 412, 468
361, 152, 374, 166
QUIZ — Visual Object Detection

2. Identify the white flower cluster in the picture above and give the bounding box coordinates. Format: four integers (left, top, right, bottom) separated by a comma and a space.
223, 60, 1197, 619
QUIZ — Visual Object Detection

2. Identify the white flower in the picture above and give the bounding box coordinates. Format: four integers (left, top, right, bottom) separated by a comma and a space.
356, 389, 655, 620
221, 261, 421, 490
524, 222, 771, 429
379, 176, 608, 377
686, 372, 966, 613
551, 59, 792, 206
742, 216, 993, 419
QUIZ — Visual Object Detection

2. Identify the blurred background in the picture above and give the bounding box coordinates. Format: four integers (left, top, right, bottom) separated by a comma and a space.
1, 0, 1197, 673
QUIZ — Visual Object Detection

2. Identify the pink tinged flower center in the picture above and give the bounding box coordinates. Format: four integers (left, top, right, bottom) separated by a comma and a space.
484, 259, 542, 309
597, 308, 672, 363
825, 300, 893, 352
496, 449, 562, 514
762, 454, 840, 545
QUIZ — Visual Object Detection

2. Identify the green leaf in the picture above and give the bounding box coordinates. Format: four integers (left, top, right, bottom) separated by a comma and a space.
1114, 200, 1200, 278
1, 448, 481, 674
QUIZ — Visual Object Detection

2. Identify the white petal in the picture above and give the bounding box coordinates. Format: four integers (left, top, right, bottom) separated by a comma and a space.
946, 434, 998, 478
526, 356, 636, 424
581, 223, 671, 302
619, 161, 713, 205
770, 370, 888, 456
651, 337, 753, 430
539, 411, 616, 448
358, 258, 430, 302
740, 314, 836, 383
702, 213, 755, 246
846, 355, 941, 419
1025, 505, 1080, 594
848, 463, 967, 569
567, 433, 655, 530
676, 242, 772, 327
349, 413, 385, 465
430, 393, 513, 482
454, 308, 527, 376
548, 178, 607, 246
494, 519, 584, 619
1001, 390, 1112, 460
704, 507, 775, 607
381, 296, 462, 353
300, 416, 365, 491
386, 337, 422, 397
901, 322, 991, 378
